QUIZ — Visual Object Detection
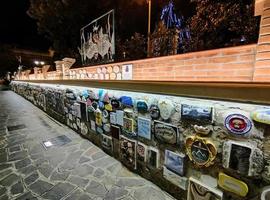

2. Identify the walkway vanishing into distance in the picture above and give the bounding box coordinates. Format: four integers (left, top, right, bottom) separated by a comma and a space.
0, 89, 175, 200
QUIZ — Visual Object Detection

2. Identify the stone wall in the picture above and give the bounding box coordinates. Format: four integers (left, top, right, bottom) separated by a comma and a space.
11, 81, 270, 200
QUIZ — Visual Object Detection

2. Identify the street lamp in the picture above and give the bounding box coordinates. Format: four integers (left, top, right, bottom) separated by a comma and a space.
34, 61, 45, 66
147, 0, 152, 57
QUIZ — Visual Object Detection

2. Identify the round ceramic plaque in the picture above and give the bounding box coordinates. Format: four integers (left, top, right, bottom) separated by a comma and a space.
224, 114, 252, 135
107, 66, 113, 73
113, 65, 120, 73
158, 99, 174, 120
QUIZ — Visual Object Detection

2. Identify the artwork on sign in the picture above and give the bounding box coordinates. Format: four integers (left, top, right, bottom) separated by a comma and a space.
186, 136, 217, 167
224, 113, 252, 136
163, 167, 188, 190
79, 101, 88, 121
137, 142, 147, 162
111, 125, 120, 140
164, 150, 185, 176
187, 177, 223, 200
122, 64, 133, 80
181, 104, 212, 122
101, 134, 113, 153
123, 117, 135, 136
218, 172, 248, 197
137, 117, 151, 140
79, 10, 115, 65
120, 136, 137, 169
147, 147, 160, 168
222, 140, 264, 176
153, 121, 178, 144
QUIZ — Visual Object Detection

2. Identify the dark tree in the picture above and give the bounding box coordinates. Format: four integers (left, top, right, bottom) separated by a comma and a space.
184, 0, 260, 52
0, 45, 18, 78
27, 0, 148, 63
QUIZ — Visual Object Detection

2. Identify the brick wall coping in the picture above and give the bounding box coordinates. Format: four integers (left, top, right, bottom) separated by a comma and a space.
15, 80, 270, 105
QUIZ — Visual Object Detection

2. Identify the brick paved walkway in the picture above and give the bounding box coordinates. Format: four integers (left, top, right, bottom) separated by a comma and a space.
0, 90, 175, 200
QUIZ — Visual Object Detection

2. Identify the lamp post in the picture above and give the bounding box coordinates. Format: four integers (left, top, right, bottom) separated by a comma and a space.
147, 0, 151, 57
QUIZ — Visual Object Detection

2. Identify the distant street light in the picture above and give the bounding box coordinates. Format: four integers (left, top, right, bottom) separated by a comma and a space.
34, 61, 45, 65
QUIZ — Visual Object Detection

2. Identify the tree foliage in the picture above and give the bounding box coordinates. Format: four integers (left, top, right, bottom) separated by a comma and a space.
27, 0, 260, 62
27, 0, 147, 62
184, 0, 259, 52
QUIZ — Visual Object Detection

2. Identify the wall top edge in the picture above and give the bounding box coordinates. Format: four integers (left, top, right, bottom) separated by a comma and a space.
14, 80, 270, 106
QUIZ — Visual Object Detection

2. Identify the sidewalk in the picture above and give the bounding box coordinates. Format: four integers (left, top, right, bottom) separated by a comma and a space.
0, 90, 175, 200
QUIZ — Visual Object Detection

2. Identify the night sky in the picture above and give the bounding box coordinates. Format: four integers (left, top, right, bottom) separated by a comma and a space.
0, 0, 51, 51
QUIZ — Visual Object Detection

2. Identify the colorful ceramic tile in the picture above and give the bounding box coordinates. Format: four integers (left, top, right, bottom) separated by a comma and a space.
137, 100, 148, 113
158, 99, 174, 120
116, 110, 124, 126
110, 98, 120, 110
95, 109, 102, 127
164, 150, 186, 176
218, 172, 248, 197
147, 147, 160, 168
222, 140, 264, 176
120, 96, 133, 107
137, 142, 147, 162
224, 113, 252, 135
252, 109, 270, 125
163, 167, 188, 190
137, 117, 151, 140
181, 104, 212, 122
194, 125, 211, 135
149, 104, 160, 120
120, 136, 137, 169
187, 177, 223, 200
123, 117, 134, 134
122, 64, 133, 80
103, 123, 111, 134
105, 103, 113, 111
153, 121, 178, 144
110, 112, 117, 124
102, 110, 109, 123
186, 136, 217, 168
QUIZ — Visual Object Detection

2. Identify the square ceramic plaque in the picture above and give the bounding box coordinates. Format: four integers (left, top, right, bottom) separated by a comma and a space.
137, 117, 151, 140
